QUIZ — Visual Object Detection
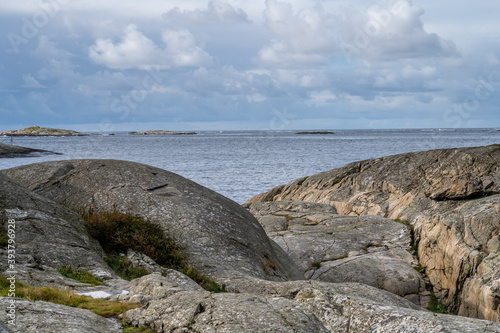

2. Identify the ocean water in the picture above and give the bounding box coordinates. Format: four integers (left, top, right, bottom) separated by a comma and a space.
1, 128, 500, 204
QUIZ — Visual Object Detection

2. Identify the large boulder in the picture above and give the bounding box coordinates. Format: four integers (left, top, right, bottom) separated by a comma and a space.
247, 145, 500, 321
2, 160, 302, 284
0, 173, 113, 283
245, 201, 426, 306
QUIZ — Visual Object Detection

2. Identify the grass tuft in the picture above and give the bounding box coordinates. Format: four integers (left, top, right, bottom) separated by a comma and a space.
0, 275, 139, 317
58, 266, 104, 286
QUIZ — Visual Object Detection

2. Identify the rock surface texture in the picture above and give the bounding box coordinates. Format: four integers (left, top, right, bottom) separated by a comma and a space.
2, 159, 302, 284
0, 173, 113, 282
245, 201, 427, 306
247, 145, 500, 322
123, 273, 500, 333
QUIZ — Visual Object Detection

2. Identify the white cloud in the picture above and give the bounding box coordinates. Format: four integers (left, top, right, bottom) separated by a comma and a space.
22, 74, 45, 88
163, 0, 249, 25
89, 25, 212, 69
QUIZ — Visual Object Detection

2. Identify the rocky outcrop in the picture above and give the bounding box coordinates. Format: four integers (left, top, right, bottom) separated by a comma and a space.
130, 130, 196, 135
245, 201, 427, 306
0, 143, 59, 158
0, 173, 114, 283
0, 126, 86, 136
0, 298, 121, 333
122, 273, 500, 333
247, 145, 500, 321
2, 160, 302, 284
4, 159, 500, 332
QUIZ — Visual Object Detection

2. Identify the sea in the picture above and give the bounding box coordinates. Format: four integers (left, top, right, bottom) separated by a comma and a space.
1, 128, 500, 204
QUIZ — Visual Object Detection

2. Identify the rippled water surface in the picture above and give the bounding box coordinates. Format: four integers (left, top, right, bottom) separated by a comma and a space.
1, 128, 499, 203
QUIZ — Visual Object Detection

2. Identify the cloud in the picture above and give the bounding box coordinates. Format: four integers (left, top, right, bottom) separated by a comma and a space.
22, 74, 45, 88
341, 1, 458, 60
88, 25, 212, 69
163, 0, 250, 25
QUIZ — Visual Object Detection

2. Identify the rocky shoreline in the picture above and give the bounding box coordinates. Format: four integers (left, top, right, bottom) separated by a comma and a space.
0, 143, 60, 158
2, 146, 500, 332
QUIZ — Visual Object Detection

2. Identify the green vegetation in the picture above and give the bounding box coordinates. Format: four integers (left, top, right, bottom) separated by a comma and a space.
427, 293, 448, 314
413, 265, 426, 273
0, 275, 139, 317
394, 218, 413, 230
311, 261, 321, 268
122, 323, 154, 333
77, 207, 226, 293
104, 256, 149, 281
58, 266, 104, 286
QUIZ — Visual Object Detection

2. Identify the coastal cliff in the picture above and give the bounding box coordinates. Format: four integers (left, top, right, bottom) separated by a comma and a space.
247, 145, 500, 322
2, 157, 500, 332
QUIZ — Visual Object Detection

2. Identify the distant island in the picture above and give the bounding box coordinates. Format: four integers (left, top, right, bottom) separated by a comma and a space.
131, 130, 197, 135
0, 126, 87, 136
296, 130, 334, 135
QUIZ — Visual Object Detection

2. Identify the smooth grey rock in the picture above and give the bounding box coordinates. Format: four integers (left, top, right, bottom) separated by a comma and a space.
116, 272, 204, 304
0, 298, 121, 333
0, 173, 113, 281
2, 160, 302, 284
246, 201, 425, 304
226, 278, 500, 333
123, 290, 329, 333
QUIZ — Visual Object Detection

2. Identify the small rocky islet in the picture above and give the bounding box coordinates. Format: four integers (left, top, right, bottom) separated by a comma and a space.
2, 146, 500, 332
131, 130, 197, 135
0, 126, 87, 136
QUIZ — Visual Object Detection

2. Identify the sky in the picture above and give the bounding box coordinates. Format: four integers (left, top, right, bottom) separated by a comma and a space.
0, 0, 499, 132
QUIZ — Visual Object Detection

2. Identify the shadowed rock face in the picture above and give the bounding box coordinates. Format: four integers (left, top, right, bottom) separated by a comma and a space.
246, 145, 500, 322
0, 173, 113, 281
2, 159, 302, 284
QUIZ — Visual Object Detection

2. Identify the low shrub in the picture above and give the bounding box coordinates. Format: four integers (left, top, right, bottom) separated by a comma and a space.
77, 207, 226, 293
